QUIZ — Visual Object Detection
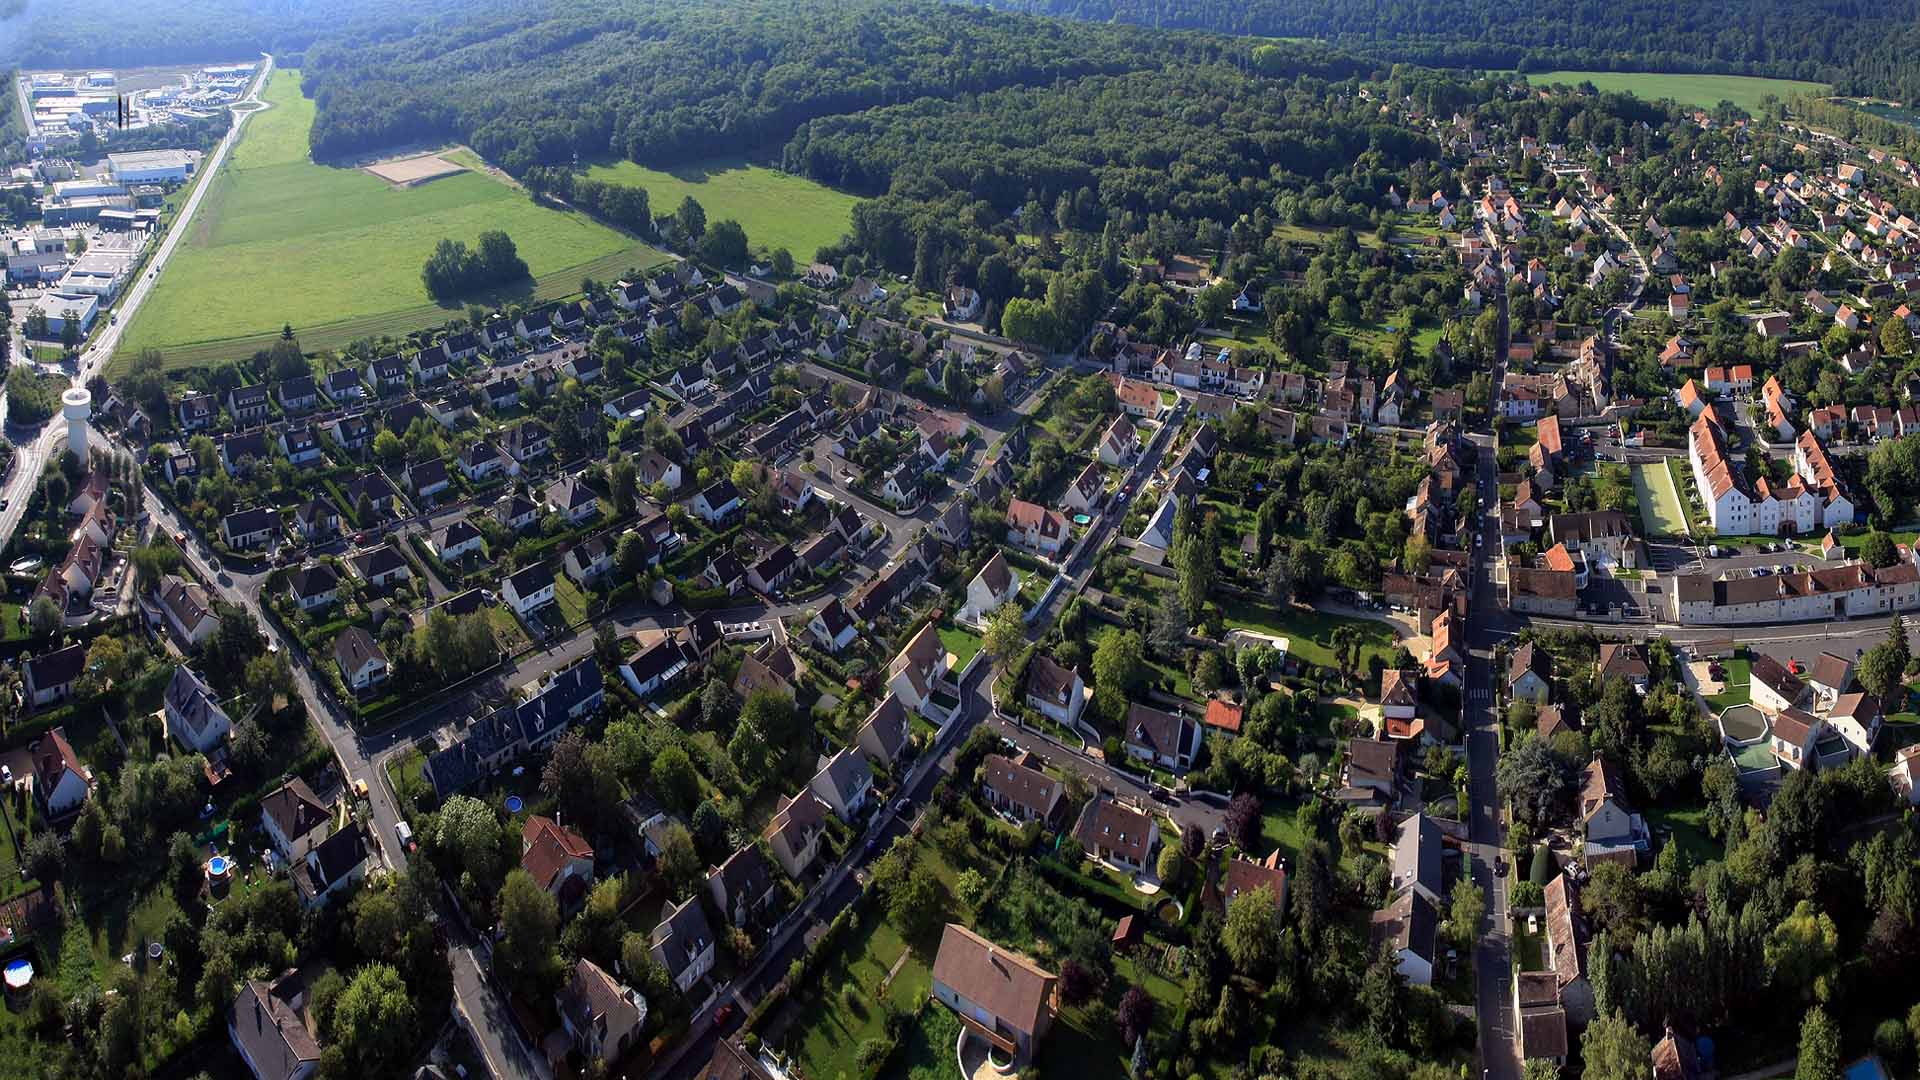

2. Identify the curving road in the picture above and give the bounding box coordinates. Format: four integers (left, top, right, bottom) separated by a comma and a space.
0, 55, 275, 547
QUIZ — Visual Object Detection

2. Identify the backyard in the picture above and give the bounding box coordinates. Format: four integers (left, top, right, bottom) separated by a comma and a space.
1632, 462, 1689, 538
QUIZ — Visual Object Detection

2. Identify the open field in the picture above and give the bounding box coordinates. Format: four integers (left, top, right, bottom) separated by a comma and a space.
583, 155, 858, 261
115, 69, 666, 374
1632, 462, 1690, 537
1522, 71, 1829, 114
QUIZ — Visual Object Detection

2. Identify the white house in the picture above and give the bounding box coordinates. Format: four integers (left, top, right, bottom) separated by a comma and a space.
31, 726, 91, 817
503, 562, 558, 616
691, 480, 742, 524
1023, 654, 1086, 728
649, 896, 716, 994
959, 551, 1020, 625
333, 628, 388, 692
808, 597, 859, 653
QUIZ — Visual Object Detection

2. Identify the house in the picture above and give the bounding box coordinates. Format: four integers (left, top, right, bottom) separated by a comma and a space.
564, 534, 615, 584
1514, 971, 1570, 1068
1391, 812, 1444, 906
692, 479, 742, 524
1580, 754, 1641, 859
158, 573, 217, 647
1098, 415, 1138, 465
746, 543, 800, 596
1343, 736, 1402, 804
343, 472, 397, 517
24, 643, 86, 710
546, 475, 602, 526
1005, 499, 1068, 556
809, 748, 874, 822
1060, 460, 1104, 514
410, 349, 449, 384
1219, 850, 1289, 916
944, 285, 982, 320
618, 630, 698, 700
348, 544, 410, 590
277, 423, 322, 467
763, 792, 831, 879
1371, 891, 1438, 987
430, 519, 485, 563
513, 660, 605, 753
649, 895, 717, 994
1075, 794, 1157, 872
320, 413, 373, 454
495, 493, 541, 533
277, 376, 318, 414
503, 562, 557, 616
555, 959, 646, 1068
287, 563, 340, 613
856, 693, 910, 769
929, 924, 1058, 1060
333, 628, 388, 692
960, 552, 1020, 624
1828, 692, 1884, 757
403, 457, 449, 500
177, 392, 216, 432
1651, 1028, 1705, 1080
229, 972, 321, 1080
30, 725, 90, 816
1544, 874, 1596, 1022
808, 597, 859, 653
227, 384, 270, 426
1597, 642, 1651, 691
522, 814, 595, 913
1508, 643, 1551, 704
293, 825, 367, 909
1122, 702, 1201, 771
634, 451, 682, 492
1024, 654, 1086, 728
700, 842, 777, 936
366, 354, 408, 391
222, 506, 279, 550
887, 622, 953, 720
500, 421, 551, 466
1750, 653, 1806, 712
459, 440, 508, 482
1379, 669, 1419, 739
219, 431, 271, 477
980, 752, 1062, 823
320, 368, 364, 403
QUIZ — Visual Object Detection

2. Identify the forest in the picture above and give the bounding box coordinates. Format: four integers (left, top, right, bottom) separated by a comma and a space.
964, 0, 1920, 103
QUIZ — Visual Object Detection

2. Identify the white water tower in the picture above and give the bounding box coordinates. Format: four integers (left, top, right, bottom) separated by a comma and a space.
61, 387, 91, 459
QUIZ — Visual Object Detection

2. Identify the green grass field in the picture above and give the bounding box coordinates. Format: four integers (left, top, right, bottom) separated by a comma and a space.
1524, 71, 1829, 114
583, 155, 858, 262
1632, 462, 1690, 538
116, 69, 666, 373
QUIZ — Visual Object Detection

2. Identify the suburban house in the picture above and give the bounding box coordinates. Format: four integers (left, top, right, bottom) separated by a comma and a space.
1218, 850, 1290, 915
403, 457, 449, 501
546, 475, 603, 526
349, 544, 410, 590
692, 479, 743, 523
1098, 415, 1138, 465
260, 778, 332, 865
649, 895, 717, 994
522, 814, 595, 914
808, 597, 859, 653
1597, 642, 1651, 692
1509, 643, 1552, 704
1544, 874, 1596, 1022
960, 551, 1020, 624
618, 630, 698, 700
293, 826, 368, 910
31, 725, 91, 816
1372, 890, 1438, 987
1024, 654, 1087, 728
886, 622, 954, 720
503, 562, 558, 616
277, 423, 322, 466
808, 748, 874, 823
763, 791, 831, 879
1579, 754, 1643, 863
229, 971, 322, 1080
460, 440, 508, 482
1750, 654, 1807, 712
24, 643, 87, 709
1342, 737, 1402, 805
430, 519, 486, 563
555, 959, 645, 1069
223, 506, 279, 549
980, 753, 1062, 823
1122, 702, 1201, 771
164, 665, 231, 754
333, 627, 389, 692
158, 573, 218, 647
1005, 499, 1068, 556
1074, 794, 1158, 872
707, 844, 777, 929
929, 923, 1058, 1061
856, 693, 910, 769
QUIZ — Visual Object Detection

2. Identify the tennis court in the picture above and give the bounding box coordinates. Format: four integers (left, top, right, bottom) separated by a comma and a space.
1632, 462, 1689, 537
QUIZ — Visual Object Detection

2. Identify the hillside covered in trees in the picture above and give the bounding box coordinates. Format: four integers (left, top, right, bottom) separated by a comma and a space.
965, 0, 1920, 104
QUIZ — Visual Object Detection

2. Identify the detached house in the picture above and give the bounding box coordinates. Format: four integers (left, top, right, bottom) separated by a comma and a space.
30, 725, 90, 816
930, 925, 1058, 1061
649, 896, 716, 994
809, 748, 874, 823
1075, 794, 1157, 872
887, 622, 954, 721
763, 791, 831, 879
333, 627, 388, 692
1024, 654, 1086, 728
980, 752, 1063, 823
1005, 499, 1068, 556
1122, 702, 1201, 771
164, 666, 231, 754
960, 551, 1020, 624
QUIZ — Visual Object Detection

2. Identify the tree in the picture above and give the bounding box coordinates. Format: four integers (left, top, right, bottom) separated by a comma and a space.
1863, 531, 1900, 568
1225, 792, 1261, 849
328, 963, 416, 1073
652, 745, 699, 812
1581, 861, 1647, 937
22, 831, 62, 882
496, 869, 559, 987
1448, 877, 1485, 951
1059, 959, 1099, 1006
434, 794, 502, 884
656, 823, 702, 900
1155, 843, 1186, 888
1497, 736, 1577, 828
1859, 616, 1912, 699
1222, 885, 1281, 978
27, 597, 60, 638
1581, 1011, 1652, 1080
1116, 984, 1153, 1047
888, 871, 946, 943
699, 219, 749, 267
982, 604, 1026, 665
1092, 629, 1147, 721
539, 729, 599, 827
1767, 899, 1839, 998
674, 196, 707, 241
1797, 1006, 1841, 1080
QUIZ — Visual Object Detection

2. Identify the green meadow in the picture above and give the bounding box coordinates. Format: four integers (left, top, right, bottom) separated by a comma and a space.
1521, 71, 1829, 114
116, 69, 664, 373
583, 155, 858, 262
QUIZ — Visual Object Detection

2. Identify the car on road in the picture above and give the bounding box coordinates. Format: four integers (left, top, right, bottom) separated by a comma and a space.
394, 821, 415, 850
714, 1003, 737, 1027
173, 531, 185, 544
354, 779, 369, 799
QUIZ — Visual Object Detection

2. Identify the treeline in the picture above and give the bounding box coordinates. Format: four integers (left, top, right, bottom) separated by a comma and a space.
420, 230, 528, 303
965, 0, 1920, 100
298, 0, 1248, 170
0, 0, 483, 69
522, 168, 652, 234
1790, 95, 1920, 164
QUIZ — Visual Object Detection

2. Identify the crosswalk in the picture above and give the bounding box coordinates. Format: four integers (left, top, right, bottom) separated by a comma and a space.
1469, 687, 1490, 701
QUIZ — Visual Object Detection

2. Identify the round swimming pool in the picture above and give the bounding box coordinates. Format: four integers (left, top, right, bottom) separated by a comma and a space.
505, 795, 525, 814
1718, 704, 1769, 743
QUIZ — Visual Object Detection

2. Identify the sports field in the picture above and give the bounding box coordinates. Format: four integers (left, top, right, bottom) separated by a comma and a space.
1632, 462, 1690, 538
1524, 72, 1829, 114
583, 156, 858, 262
115, 69, 667, 374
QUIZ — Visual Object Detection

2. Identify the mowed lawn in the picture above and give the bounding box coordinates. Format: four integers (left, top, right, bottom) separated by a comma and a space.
583, 156, 857, 261
1523, 71, 1829, 113
1632, 462, 1689, 538
117, 69, 663, 371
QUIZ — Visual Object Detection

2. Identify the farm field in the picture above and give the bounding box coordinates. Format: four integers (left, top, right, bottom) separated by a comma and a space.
1632, 462, 1690, 538
1521, 71, 1829, 114
583, 155, 859, 262
115, 69, 666, 374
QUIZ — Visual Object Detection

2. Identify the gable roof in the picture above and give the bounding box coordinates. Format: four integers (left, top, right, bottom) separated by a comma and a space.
981, 753, 1059, 819
930, 924, 1056, 1036
333, 626, 387, 674
1075, 795, 1154, 865
260, 778, 330, 847
230, 973, 321, 1079
1544, 873, 1588, 989
1580, 754, 1630, 821
522, 814, 593, 891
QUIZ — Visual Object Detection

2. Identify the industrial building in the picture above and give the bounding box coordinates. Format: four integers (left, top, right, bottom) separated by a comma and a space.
107, 149, 195, 184
31, 292, 100, 336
